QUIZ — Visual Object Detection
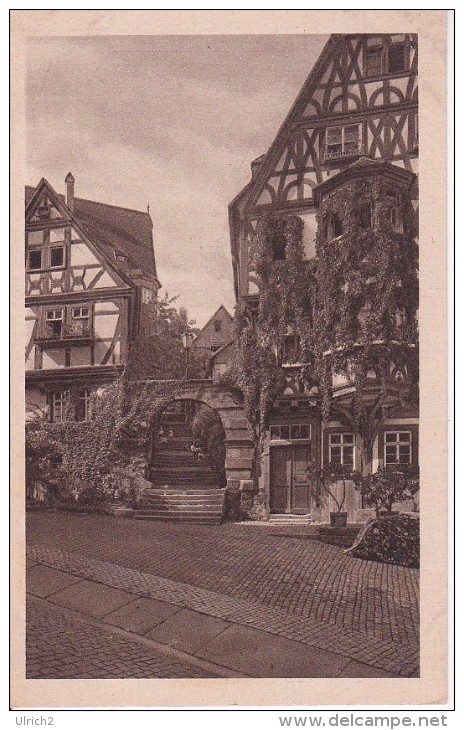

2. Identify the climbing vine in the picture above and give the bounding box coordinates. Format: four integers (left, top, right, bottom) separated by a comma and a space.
233, 214, 317, 456
314, 174, 419, 472
233, 172, 419, 481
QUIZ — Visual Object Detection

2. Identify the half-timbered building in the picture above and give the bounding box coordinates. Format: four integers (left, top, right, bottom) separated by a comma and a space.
25, 174, 160, 422
229, 33, 419, 521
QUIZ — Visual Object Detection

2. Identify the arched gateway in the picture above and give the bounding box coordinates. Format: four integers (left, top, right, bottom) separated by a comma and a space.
125, 379, 256, 520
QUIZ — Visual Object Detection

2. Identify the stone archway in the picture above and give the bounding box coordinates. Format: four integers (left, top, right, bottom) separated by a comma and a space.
124, 380, 256, 519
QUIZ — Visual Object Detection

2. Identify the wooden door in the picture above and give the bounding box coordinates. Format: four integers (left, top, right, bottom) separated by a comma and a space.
270, 445, 312, 514
291, 445, 312, 513
270, 447, 291, 513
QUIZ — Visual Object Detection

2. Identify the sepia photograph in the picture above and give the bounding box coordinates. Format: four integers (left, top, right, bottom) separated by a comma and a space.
11, 9, 449, 710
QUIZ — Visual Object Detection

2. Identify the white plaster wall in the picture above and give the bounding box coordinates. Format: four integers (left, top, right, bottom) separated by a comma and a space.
300, 210, 318, 259
94, 313, 118, 339
26, 387, 48, 420
42, 349, 66, 369
70, 241, 100, 267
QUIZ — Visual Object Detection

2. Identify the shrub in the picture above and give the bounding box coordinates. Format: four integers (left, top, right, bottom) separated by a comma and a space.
354, 466, 419, 514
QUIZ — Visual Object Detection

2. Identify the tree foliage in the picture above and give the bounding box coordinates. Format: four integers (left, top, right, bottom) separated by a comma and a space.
128, 293, 209, 380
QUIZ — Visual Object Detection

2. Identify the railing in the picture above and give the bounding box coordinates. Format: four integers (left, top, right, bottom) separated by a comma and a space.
324, 143, 366, 161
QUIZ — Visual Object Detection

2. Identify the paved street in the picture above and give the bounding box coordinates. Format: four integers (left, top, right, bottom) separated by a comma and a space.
26, 512, 420, 678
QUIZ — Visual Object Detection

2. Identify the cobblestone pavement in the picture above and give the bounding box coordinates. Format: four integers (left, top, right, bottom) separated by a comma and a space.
27, 513, 419, 645
27, 543, 419, 676
27, 598, 219, 679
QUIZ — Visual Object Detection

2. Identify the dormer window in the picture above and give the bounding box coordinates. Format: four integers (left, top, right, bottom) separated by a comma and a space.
325, 124, 362, 160
214, 319, 222, 333
114, 250, 128, 263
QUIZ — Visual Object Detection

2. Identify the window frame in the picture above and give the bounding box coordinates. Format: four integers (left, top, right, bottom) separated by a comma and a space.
27, 248, 43, 272
269, 424, 312, 442
328, 432, 355, 467
363, 37, 410, 78
50, 390, 67, 424
49, 245, 66, 269
76, 388, 92, 423
325, 123, 362, 161
45, 308, 64, 337
384, 430, 412, 466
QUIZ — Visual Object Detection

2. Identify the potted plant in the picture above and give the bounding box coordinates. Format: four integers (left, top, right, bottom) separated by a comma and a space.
354, 466, 419, 518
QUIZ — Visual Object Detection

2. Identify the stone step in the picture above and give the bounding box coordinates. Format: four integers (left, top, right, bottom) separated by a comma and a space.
269, 514, 312, 525
140, 487, 226, 496
133, 513, 223, 524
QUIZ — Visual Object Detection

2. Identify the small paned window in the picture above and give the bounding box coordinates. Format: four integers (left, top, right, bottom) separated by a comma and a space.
384, 431, 412, 465
359, 202, 373, 229
45, 309, 63, 337
76, 388, 92, 423
326, 124, 361, 160
51, 391, 67, 423
141, 287, 153, 304
72, 307, 90, 319
28, 249, 43, 271
214, 319, 222, 333
71, 307, 91, 335
271, 232, 287, 261
282, 334, 301, 363
365, 46, 383, 77
388, 43, 406, 73
270, 424, 311, 441
329, 433, 355, 467
326, 213, 343, 240
50, 246, 65, 268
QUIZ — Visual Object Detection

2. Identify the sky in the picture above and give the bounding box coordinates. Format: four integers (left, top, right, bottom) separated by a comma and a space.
26, 34, 327, 327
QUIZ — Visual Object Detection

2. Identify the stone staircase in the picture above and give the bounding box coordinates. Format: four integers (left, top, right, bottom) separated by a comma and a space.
134, 416, 226, 525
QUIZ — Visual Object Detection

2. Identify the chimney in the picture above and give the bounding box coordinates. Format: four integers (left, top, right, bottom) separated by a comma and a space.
65, 172, 75, 211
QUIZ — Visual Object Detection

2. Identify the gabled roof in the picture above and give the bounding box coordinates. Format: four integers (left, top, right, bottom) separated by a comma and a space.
228, 34, 341, 219
25, 181, 160, 285
197, 305, 233, 333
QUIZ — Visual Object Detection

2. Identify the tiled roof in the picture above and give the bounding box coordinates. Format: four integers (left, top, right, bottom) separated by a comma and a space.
25, 185, 159, 283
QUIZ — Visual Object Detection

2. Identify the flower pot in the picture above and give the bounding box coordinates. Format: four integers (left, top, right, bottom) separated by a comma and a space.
330, 511, 348, 527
